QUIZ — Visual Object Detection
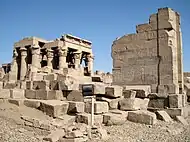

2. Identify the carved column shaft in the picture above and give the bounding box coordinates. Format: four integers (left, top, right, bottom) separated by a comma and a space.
87, 53, 94, 76
74, 52, 81, 68
47, 49, 54, 69
20, 48, 27, 80
59, 48, 67, 70
31, 45, 41, 71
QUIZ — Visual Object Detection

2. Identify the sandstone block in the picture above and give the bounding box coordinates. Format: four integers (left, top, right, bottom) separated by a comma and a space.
43, 74, 57, 81
43, 129, 65, 142
175, 116, 188, 125
51, 115, 76, 128
0, 89, 10, 98
105, 85, 123, 98
124, 85, 151, 98
169, 94, 182, 108
65, 130, 83, 138
165, 108, 187, 118
93, 83, 106, 94
8, 99, 23, 106
23, 99, 41, 109
67, 90, 84, 102
76, 113, 103, 125
68, 101, 85, 113
148, 98, 168, 108
119, 98, 148, 111
85, 101, 109, 114
4, 82, 17, 89
48, 90, 64, 100
96, 97, 121, 109
156, 111, 172, 122
103, 113, 126, 125
40, 100, 69, 118
36, 90, 48, 100
26, 81, 33, 90
10, 89, 25, 99
25, 90, 36, 99
0, 82, 3, 89
123, 90, 136, 98
33, 80, 50, 90
127, 110, 157, 125
59, 137, 87, 142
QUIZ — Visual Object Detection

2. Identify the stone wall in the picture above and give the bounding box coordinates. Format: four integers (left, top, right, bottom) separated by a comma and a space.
112, 8, 183, 94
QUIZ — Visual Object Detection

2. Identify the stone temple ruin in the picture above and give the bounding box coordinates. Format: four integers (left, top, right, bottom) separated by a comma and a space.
0, 7, 189, 142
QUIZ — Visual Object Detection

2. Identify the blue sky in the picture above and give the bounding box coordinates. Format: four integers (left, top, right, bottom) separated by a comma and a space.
0, 0, 189, 72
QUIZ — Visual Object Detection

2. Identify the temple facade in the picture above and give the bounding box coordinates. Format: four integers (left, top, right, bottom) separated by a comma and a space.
7, 34, 94, 81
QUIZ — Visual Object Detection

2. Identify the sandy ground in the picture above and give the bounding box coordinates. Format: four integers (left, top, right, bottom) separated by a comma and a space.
0, 101, 190, 142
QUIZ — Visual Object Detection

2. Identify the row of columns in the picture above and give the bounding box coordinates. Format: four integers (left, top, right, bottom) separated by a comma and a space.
15, 45, 94, 80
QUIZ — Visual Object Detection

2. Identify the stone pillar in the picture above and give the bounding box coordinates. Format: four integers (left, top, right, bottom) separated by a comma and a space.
74, 51, 82, 68
20, 47, 27, 80
8, 49, 18, 81
31, 45, 40, 72
87, 53, 94, 76
47, 49, 54, 69
58, 48, 67, 70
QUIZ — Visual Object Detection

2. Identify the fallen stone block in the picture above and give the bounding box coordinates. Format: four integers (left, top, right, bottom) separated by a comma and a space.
85, 101, 109, 114
10, 89, 25, 99
76, 113, 103, 125
175, 116, 188, 125
65, 130, 84, 138
33, 80, 50, 90
51, 115, 76, 128
124, 85, 151, 98
36, 90, 48, 100
103, 113, 127, 125
165, 108, 188, 118
109, 109, 128, 116
40, 100, 69, 118
148, 97, 168, 108
43, 129, 65, 142
68, 101, 85, 113
44, 74, 57, 81
26, 81, 33, 90
119, 98, 146, 111
23, 99, 41, 109
127, 110, 157, 125
169, 94, 183, 108
8, 99, 24, 106
97, 97, 121, 110
105, 85, 123, 98
48, 90, 64, 100
91, 128, 109, 141
4, 82, 17, 89
59, 137, 88, 142
0, 89, 10, 98
67, 90, 84, 102
25, 90, 36, 99
123, 90, 136, 98
156, 111, 172, 122
93, 83, 106, 94
0, 82, 3, 89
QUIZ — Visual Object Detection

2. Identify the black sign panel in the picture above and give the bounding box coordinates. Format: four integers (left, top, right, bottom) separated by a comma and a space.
82, 84, 94, 96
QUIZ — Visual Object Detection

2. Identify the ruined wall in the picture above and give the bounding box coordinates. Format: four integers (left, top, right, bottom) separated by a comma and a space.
112, 8, 183, 94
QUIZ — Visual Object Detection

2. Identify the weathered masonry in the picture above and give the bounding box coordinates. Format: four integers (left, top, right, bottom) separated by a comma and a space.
112, 8, 183, 94
8, 34, 94, 81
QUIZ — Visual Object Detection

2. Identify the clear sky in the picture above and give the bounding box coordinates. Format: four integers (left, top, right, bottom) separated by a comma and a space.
0, 0, 189, 72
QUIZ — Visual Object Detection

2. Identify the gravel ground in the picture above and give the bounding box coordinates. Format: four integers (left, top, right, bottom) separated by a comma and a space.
0, 101, 190, 142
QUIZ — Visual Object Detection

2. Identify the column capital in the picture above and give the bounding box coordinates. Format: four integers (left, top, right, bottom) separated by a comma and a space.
87, 53, 94, 61
58, 48, 67, 57
47, 49, 54, 58
31, 45, 40, 55
74, 51, 82, 59
20, 47, 27, 56
13, 49, 18, 58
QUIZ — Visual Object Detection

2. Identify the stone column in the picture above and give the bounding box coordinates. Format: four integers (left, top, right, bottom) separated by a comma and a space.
58, 48, 67, 70
87, 53, 94, 76
31, 45, 40, 72
74, 51, 82, 69
9, 49, 18, 81
20, 47, 27, 80
47, 49, 54, 69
